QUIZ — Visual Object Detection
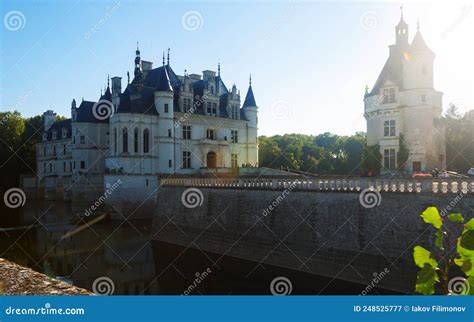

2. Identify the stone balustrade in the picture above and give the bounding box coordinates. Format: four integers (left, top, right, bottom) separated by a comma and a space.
160, 176, 474, 194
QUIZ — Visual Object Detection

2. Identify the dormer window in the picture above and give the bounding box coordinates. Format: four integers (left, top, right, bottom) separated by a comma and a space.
230, 106, 239, 119
52, 130, 57, 140
206, 102, 217, 116
183, 98, 191, 112
62, 128, 67, 138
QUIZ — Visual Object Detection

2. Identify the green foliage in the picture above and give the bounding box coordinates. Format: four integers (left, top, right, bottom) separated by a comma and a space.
443, 105, 474, 173
413, 246, 438, 268
0, 112, 49, 188
258, 132, 365, 175
448, 213, 465, 223
397, 133, 409, 170
421, 207, 443, 229
360, 144, 382, 176
415, 264, 439, 295
413, 207, 474, 295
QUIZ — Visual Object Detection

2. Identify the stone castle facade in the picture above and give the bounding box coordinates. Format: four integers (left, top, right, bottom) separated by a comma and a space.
364, 11, 446, 173
36, 47, 258, 199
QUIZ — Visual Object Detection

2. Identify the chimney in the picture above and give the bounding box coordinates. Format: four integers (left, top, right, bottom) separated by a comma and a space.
189, 74, 201, 81
141, 60, 153, 78
202, 70, 216, 81
43, 110, 56, 131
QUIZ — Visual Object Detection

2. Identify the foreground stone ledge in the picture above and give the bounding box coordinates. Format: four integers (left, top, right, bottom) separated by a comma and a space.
0, 258, 92, 295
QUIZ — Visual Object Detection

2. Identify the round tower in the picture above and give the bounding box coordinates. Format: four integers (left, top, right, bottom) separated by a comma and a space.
242, 74, 259, 166
154, 64, 175, 173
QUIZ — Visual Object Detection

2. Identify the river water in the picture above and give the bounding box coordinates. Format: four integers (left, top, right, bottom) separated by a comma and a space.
0, 201, 398, 295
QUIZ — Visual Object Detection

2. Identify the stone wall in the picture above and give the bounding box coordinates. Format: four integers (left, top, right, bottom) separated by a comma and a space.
152, 187, 474, 293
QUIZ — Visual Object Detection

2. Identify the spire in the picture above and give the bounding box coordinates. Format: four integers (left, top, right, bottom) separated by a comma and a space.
218, 62, 221, 77
365, 85, 369, 96
417, 17, 420, 31
134, 42, 141, 77
167, 48, 170, 65
243, 74, 257, 108
107, 74, 110, 88
395, 6, 409, 47
127, 71, 130, 84
162, 51, 165, 66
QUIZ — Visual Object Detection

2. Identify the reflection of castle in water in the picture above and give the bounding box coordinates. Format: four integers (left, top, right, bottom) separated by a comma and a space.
34, 204, 159, 295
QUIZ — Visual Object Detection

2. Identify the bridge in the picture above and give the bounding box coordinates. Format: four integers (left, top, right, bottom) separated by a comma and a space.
151, 176, 474, 294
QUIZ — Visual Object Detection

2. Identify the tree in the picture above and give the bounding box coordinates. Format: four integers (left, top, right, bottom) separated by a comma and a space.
360, 144, 382, 176
397, 133, 409, 171
443, 104, 474, 173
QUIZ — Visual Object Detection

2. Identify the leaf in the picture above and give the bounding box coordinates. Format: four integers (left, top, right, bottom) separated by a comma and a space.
435, 230, 444, 250
448, 213, 464, 223
413, 246, 438, 268
468, 276, 474, 295
421, 207, 443, 229
454, 257, 474, 277
460, 230, 474, 251
415, 263, 439, 295
457, 239, 474, 258
464, 218, 474, 231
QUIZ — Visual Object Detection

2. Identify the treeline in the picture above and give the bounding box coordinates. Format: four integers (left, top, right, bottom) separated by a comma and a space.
259, 133, 366, 175
259, 106, 474, 175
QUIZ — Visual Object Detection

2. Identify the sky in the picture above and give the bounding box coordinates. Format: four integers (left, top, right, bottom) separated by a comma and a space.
0, 0, 473, 136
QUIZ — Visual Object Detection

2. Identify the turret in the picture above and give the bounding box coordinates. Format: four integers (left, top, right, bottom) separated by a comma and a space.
395, 6, 409, 49
154, 66, 175, 173
243, 74, 258, 166
243, 74, 258, 128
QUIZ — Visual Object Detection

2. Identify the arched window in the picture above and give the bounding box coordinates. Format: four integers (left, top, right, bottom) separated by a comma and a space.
134, 128, 139, 153
122, 128, 128, 153
143, 129, 150, 153
114, 128, 117, 154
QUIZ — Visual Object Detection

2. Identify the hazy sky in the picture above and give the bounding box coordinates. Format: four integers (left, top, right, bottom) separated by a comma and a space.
1, 0, 472, 136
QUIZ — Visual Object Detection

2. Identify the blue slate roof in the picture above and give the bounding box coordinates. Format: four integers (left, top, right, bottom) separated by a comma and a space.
45, 119, 71, 141
243, 85, 257, 107
74, 100, 110, 123
118, 63, 248, 120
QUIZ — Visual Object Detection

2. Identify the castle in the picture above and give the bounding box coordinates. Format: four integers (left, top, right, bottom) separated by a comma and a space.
364, 10, 446, 173
35, 9, 448, 201
36, 47, 258, 199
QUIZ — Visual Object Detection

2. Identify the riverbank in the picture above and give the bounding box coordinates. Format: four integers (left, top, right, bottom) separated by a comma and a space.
0, 258, 92, 295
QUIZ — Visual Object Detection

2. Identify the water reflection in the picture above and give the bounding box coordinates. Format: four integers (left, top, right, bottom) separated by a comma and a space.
1, 201, 159, 295
0, 201, 399, 295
